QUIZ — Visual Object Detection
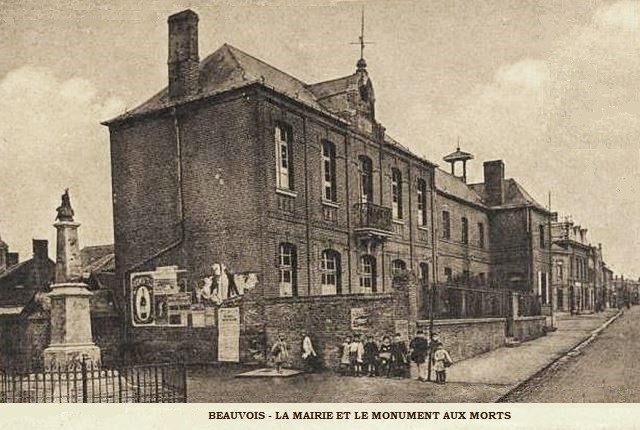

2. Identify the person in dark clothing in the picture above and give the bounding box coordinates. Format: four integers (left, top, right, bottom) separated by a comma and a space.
378, 336, 392, 377
409, 330, 430, 382
363, 334, 379, 376
390, 333, 409, 378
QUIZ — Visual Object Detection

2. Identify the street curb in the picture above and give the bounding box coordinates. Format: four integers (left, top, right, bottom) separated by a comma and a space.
495, 309, 624, 403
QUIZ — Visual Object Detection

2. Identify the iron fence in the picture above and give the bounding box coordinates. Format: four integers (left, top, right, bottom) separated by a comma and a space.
0, 360, 186, 403
423, 283, 541, 319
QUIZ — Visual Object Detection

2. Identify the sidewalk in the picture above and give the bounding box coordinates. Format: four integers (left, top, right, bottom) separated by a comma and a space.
441, 308, 621, 402
187, 308, 622, 403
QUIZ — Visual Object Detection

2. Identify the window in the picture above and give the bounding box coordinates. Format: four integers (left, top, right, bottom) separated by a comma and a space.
442, 211, 451, 239
478, 222, 485, 248
391, 168, 403, 219
478, 272, 486, 286
359, 155, 373, 203
417, 178, 427, 226
322, 141, 337, 202
320, 250, 341, 295
275, 123, 293, 190
360, 255, 377, 293
557, 264, 563, 281
278, 243, 297, 297
539, 224, 546, 248
444, 267, 453, 283
391, 259, 406, 276
419, 263, 429, 286
462, 270, 471, 283
461, 217, 469, 244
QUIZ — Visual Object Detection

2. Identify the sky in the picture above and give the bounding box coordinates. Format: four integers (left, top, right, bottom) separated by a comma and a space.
0, 0, 638, 278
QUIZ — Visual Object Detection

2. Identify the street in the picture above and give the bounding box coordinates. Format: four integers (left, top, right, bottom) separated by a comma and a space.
502, 306, 639, 402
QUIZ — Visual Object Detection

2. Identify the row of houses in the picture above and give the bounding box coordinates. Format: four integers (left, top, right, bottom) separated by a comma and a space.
0, 9, 633, 369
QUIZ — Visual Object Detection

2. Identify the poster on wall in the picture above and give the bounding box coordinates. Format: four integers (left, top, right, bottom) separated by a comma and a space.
132, 274, 155, 326
131, 266, 188, 327
350, 307, 369, 331
218, 307, 240, 362
395, 319, 409, 341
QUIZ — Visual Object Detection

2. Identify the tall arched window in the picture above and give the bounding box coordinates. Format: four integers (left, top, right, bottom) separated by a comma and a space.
417, 178, 427, 226
360, 255, 377, 293
320, 249, 341, 295
275, 123, 293, 190
461, 217, 469, 244
322, 141, 337, 202
391, 168, 403, 219
278, 242, 297, 297
419, 262, 429, 286
391, 259, 406, 276
358, 155, 373, 203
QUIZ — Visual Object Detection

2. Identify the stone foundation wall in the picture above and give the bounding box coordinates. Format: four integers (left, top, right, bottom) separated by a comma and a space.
510, 316, 547, 342
418, 318, 507, 362
262, 293, 407, 369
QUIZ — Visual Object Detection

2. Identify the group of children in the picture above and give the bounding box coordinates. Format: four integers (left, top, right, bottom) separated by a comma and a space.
339, 332, 453, 383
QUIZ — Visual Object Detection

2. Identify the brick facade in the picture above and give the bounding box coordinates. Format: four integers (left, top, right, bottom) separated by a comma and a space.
103, 10, 551, 366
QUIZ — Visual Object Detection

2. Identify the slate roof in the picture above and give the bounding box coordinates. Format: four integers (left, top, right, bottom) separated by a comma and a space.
435, 169, 486, 207
105, 44, 341, 124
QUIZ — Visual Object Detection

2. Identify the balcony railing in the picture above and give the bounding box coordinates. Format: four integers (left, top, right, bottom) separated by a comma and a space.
353, 202, 393, 234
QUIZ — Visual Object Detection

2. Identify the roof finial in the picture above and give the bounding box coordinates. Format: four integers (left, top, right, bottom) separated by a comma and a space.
457, 136, 461, 152
351, 5, 374, 70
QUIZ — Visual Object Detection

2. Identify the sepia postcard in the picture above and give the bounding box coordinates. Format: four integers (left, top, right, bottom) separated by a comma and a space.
0, 0, 639, 428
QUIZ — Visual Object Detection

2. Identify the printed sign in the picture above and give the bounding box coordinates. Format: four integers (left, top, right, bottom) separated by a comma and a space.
394, 319, 409, 341
132, 274, 155, 325
218, 307, 240, 362
351, 308, 368, 330
130, 266, 188, 327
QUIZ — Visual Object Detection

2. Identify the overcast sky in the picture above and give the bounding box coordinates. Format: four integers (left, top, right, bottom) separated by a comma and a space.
0, 0, 638, 278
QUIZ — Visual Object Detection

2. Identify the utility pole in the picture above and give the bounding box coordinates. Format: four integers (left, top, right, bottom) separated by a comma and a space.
548, 191, 555, 330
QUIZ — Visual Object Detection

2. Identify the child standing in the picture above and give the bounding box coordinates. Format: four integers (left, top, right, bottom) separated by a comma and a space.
378, 336, 392, 377
432, 344, 453, 384
349, 334, 364, 376
363, 334, 379, 376
390, 333, 409, 378
340, 335, 352, 376
271, 335, 289, 374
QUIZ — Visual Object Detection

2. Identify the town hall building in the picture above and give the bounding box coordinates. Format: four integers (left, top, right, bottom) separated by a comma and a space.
103, 10, 552, 366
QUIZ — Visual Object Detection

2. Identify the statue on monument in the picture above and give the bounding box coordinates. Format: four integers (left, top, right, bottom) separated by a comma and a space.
55, 188, 74, 222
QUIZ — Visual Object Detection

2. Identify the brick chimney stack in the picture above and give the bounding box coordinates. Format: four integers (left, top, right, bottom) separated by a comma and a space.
33, 239, 48, 260
168, 9, 200, 99
484, 160, 505, 206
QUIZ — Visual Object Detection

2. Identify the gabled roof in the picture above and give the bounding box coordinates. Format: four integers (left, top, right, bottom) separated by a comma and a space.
469, 179, 549, 212
435, 169, 486, 207
105, 44, 338, 124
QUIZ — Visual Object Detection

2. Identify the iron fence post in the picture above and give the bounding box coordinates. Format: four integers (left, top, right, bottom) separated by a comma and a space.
81, 356, 88, 403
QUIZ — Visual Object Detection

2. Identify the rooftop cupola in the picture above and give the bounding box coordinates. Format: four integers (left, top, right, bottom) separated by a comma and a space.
443, 146, 474, 183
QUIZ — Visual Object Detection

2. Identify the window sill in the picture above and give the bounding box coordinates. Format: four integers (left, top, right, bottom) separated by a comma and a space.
321, 199, 340, 209
276, 188, 298, 198
417, 225, 429, 231
392, 219, 405, 225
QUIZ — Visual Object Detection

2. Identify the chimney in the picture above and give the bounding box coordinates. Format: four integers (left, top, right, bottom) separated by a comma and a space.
33, 239, 48, 260
483, 160, 505, 206
168, 9, 200, 99
6, 252, 19, 268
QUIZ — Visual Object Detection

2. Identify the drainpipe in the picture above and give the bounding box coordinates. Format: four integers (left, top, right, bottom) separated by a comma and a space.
120, 106, 186, 356
427, 168, 438, 382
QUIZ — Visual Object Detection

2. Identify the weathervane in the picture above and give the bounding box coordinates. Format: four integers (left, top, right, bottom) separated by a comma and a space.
350, 6, 374, 63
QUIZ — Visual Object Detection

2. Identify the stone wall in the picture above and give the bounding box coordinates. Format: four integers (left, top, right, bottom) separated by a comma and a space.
417, 318, 507, 362
262, 293, 407, 369
509, 316, 547, 342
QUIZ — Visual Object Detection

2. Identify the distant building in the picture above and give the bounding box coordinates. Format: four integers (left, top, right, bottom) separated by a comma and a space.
551, 217, 610, 313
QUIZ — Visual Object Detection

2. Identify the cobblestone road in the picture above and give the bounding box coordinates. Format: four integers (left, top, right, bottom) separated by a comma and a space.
501, 307, 639, 402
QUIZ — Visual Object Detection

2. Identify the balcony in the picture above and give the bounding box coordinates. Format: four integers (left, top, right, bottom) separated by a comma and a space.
353, 202, 393, 242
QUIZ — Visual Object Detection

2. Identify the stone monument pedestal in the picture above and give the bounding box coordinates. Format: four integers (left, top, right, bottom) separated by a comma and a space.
43, 282, 101, 369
